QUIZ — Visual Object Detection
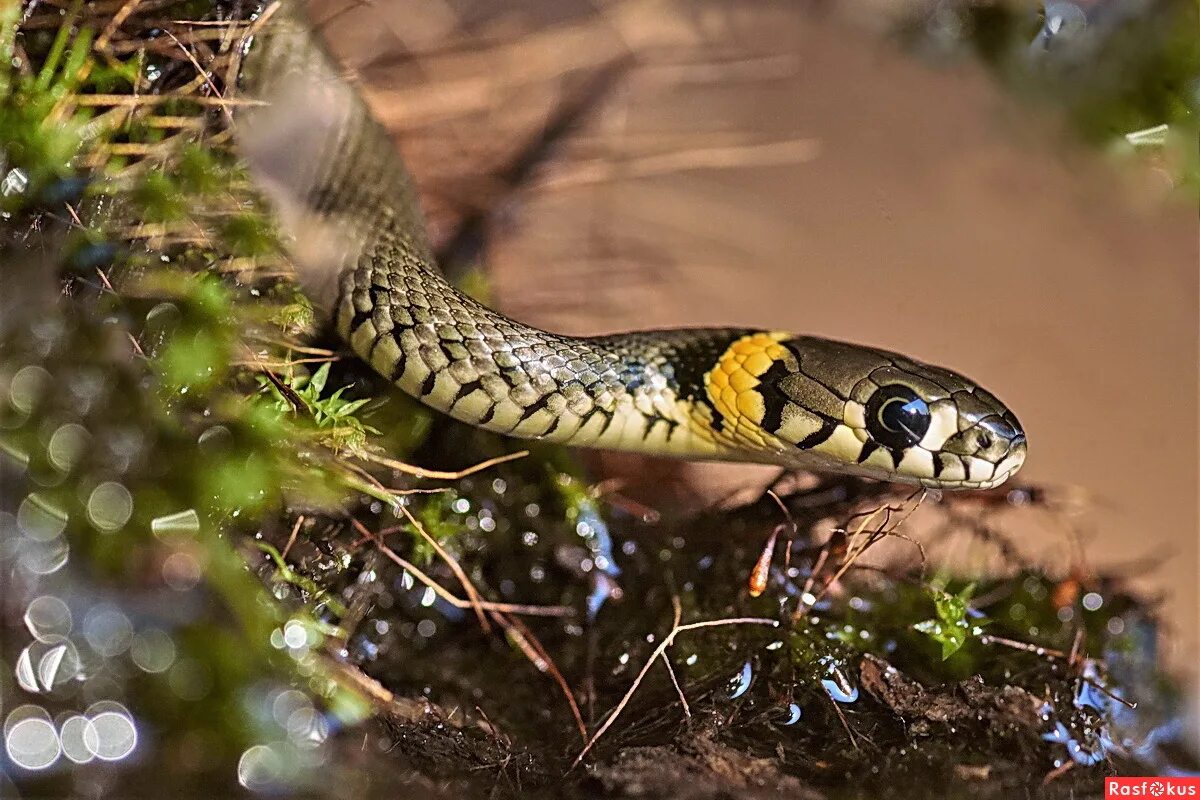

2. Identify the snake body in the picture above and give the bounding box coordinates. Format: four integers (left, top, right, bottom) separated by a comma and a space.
236, 5, 1026, 490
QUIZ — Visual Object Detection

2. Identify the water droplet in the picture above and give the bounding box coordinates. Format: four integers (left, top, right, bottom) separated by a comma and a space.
286, 708, 328, 748
238, 744, 284, 791
17, 494, 67, 542
15, 646, 39, 693
728, 661, 753, 699
2, 168, 30, 197
82, 706, 137, 761
58, 715, 93, 764
131, 629, 176, 673
162, 551, 202, 590
47, 424, 89, 473
87, 482, 133, 532
820, 658, 859, 703
24, 595, 72, 642
1082, 592, 1103, 612
18, 535, 70, 575
37, 644, 70, 690
283, 620, 308, 649
152, 509, 200, 536
782, 703, 803, 725
83, 605, 133, 657
4, 709, 60, 770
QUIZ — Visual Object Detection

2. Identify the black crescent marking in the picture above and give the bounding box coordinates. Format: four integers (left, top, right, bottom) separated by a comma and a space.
645, 415, 680, 442
386, 338, 407, 382
930, 451, 944, 479
418, 371, 437, 397
796, 419, 837, 449
543, 410, 571, 439
595, 407, 620, 439
477, 403, 499, 427
348, 307, 372, 334
576, 407, 608, 437
515, 394, 554, 426
452, 379, 485, 405
856, 441, 880, 464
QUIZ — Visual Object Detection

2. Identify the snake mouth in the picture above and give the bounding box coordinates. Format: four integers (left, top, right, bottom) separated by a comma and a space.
936, 433, 1027, 490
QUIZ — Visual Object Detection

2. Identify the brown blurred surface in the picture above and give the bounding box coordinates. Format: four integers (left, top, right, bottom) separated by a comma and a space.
309, 1, 1198, 672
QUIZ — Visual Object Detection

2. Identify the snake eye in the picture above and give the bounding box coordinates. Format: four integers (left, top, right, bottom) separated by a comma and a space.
865, 384, 931, 449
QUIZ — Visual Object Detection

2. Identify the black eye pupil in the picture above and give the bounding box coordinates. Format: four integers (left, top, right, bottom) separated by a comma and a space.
865, 385, 932, 449
879, 397, 928, 435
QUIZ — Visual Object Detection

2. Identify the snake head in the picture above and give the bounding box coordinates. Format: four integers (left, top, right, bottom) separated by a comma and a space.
713, 333, 1026, 489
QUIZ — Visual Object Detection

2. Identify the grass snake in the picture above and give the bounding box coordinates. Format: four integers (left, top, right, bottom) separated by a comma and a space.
234, 3, 1026, 491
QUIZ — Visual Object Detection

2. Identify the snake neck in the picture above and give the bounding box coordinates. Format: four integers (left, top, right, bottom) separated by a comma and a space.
337, 237, 765, 458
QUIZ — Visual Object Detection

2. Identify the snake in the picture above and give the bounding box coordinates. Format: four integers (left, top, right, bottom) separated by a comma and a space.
233, 4, 1026, 491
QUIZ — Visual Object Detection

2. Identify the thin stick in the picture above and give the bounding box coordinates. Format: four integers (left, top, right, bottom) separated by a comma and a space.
397, 505, 490, 634
351, 519, 571, 617
571, 615, 777, 768
281, 515, 304, 560
978, 633, 1066, 659
357, 449, 529, 480
495, 611, 588, 743
660, 597, 690, 718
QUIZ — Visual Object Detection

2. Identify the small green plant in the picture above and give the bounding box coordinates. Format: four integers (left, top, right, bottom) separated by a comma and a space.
914, 583, 989, 660
257, 362, 379, 451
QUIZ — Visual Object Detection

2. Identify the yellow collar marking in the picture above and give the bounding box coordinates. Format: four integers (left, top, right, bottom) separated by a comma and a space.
704, 332, 791, 448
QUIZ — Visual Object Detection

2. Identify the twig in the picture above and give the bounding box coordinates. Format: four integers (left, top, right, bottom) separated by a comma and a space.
357, 448, 529, 481
281, 514, 304, 559
978, 633, 1066, 659
351, 519, 571, 617
825, 689, 859, 750
396, 505, 490, 633
571, 614, 777, 768
319, 653, 441, 726
493, 611, 588, 743
660, 597, 690, 718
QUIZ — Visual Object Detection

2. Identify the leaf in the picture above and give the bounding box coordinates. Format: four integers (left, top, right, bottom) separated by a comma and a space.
309, 362, 330, 397
914, 583, 983, 660
336, 398, 370, 417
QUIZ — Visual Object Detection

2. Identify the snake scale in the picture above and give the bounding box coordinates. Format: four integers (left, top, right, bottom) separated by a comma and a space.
234, 3, 1026, 490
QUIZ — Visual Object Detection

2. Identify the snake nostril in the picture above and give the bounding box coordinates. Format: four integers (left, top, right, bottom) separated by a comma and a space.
977, 431, 994, 451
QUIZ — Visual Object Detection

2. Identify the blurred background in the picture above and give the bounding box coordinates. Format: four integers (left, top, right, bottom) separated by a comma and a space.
3, 0, 1197, 794
311, 0, 1198, 672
